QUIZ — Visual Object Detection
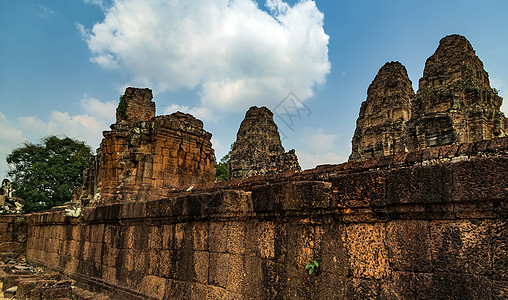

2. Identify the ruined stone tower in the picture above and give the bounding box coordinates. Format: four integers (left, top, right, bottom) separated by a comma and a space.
116, 87, 156, 123
228, 106, 300, 180
79, 87, 216, 202
407, 34, 507, 150
350, 62, 415, 160
350, 34, 508, 160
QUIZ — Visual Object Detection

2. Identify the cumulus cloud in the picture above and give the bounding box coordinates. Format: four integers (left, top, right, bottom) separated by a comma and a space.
83, 0, 110, 9
162, 104, 213, 122
81, 96, 116, 120
18, 96, 116, 151
303, 128, 337, 152
0, 112, 26, 177
211, 138, 224, 158
295, 128, 348, 170
80, 0, 330, 114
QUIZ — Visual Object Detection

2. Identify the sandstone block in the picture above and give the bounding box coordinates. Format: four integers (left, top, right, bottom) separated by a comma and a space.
386, 220, 431, 272
430, 220, 491, 275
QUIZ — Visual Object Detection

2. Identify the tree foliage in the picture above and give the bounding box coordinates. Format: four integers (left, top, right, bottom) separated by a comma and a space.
215, 143, 234, 182
6, 135, 92, 213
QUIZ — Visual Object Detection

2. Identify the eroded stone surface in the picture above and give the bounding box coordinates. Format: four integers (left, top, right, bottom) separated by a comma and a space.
350, 62, 414, 160
229, 106, 300, 180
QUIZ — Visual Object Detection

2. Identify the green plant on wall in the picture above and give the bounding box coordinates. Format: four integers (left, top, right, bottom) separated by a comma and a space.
305, 259, 319, 274
118, 95, 127, 118
493, 88, 500, 96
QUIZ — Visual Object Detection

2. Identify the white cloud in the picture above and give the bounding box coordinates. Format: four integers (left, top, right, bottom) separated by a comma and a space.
295, 128, 347, 170
211, 138, 224, 158
83, 0, 109, 9
81, 96, 116, 120
296, 151, 347, 170
0, 96, 116, 177
80, 0, 330, 115
0, 112, 26, 178
38, 4, 55, 18
18, 96, 116, 152
302, 128, 337, 152
162, 104, 213, 121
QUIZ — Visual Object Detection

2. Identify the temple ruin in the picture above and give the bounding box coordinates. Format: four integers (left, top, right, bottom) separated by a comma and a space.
0, 34, 507, 299
78, 87, 217, 203
350, 34, 508, 160
0, 179, 24, 214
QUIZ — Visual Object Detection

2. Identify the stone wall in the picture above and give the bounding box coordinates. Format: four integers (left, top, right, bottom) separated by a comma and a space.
26, 138, 508, 299
0, 215, 26, 259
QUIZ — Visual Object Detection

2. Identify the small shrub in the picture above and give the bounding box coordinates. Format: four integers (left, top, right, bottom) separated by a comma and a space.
118, 95, 127, 118
305, 259, 319, 274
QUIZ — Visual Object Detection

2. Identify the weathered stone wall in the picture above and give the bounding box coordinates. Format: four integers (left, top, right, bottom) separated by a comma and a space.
80, 88, 216, 203
0, 215, 26, 259
26, 137, 508, 299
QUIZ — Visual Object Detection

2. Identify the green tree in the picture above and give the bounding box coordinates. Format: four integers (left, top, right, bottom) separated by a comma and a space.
6, 135, 92, 213
215, 143, 234, 182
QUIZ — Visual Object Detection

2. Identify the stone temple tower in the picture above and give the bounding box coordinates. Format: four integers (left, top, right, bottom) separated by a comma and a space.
350, 62, 415, 160
406, 34, 507, 150
350, 34, 507, 161
229, 106, 300, 180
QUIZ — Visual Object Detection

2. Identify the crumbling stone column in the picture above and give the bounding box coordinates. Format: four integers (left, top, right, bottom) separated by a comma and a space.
116, 87, 155, 123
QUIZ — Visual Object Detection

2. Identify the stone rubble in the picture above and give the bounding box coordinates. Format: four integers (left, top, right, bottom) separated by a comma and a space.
0, 256, 109, 299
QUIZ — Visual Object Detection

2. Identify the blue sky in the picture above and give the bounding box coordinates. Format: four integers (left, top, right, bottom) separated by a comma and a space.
1, 0, 508, 177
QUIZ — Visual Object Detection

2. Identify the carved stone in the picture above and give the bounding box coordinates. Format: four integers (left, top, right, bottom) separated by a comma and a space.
116, 87, 155, 124
0, 179, 24, 214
